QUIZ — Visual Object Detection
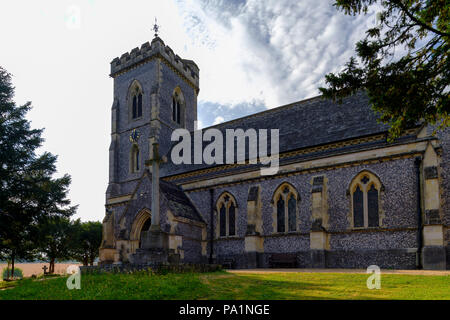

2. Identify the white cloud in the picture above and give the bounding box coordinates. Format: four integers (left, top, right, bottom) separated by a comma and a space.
179, 0, 379, 109
212, 116, 225, 125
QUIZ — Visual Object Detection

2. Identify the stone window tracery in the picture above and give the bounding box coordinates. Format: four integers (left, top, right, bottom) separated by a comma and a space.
171, 88, 185, 126
350, 171, 382, 228
129, 80, 143, 120
273, 183, 299, 233
216, 192, 237, 237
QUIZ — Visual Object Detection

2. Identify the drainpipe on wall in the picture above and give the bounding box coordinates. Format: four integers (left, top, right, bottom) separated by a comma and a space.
414, 157, 423, 269
209, 188, 214, 264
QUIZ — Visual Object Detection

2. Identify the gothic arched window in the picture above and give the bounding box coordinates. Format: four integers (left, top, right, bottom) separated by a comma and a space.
129, 80, 143, 120
273, 183, 299, 233
130, 144, 140, 173
171, 88, 184, 126
349, 171, 382, 228
216, 192, 237, 237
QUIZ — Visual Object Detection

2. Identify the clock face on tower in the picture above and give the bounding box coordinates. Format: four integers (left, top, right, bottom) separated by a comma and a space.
129, 129, 140, 143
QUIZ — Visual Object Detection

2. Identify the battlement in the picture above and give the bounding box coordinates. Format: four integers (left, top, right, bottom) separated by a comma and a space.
110, 37, 199, 91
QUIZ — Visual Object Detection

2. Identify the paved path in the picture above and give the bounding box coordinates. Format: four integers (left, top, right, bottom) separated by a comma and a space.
227, 268, 450, 276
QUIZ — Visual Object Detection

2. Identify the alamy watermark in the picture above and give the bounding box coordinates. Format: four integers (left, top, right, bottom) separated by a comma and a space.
366, 265, 381, 289
65, 5, 81, 30
66, 265, 81, 290
171, 122, 279, 175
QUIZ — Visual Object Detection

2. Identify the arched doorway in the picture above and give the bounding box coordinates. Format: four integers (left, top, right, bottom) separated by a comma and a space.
130, 209, 151, 252
139, 218, 152, 248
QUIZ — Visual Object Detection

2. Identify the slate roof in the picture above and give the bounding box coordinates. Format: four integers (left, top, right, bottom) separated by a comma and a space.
159, 179, 205, 223
161, 91, 392, 177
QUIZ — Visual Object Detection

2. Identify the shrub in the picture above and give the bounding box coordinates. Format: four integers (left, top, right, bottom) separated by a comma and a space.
2, 267, 23, 280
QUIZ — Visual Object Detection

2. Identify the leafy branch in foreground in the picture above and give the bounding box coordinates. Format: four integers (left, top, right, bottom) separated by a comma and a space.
320, 0, 449, 140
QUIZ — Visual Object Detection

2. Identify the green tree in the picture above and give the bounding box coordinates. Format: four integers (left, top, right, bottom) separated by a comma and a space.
320, 0, 449, 139
0, 67, 76, 278
70, 220, 102, 266
36, 217, 76, 274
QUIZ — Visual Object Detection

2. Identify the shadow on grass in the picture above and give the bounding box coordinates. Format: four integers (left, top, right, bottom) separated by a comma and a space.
200, 273, 378, 300
0, 271, 448, 300
207, 272, 450, 300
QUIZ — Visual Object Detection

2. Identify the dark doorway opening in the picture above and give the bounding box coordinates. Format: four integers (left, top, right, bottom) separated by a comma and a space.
139, 218, 151, 248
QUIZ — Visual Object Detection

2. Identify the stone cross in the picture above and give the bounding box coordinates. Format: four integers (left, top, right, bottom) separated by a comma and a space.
42, 265, 48, 274
145, 142, 165, 230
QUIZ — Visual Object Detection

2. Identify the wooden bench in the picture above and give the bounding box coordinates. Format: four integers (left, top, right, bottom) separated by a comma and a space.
221, 258, 236, 269
269, 253, 297, 268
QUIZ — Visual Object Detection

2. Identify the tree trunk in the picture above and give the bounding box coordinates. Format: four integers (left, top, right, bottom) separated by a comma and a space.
11, 252, 15, 280
50, 258, 55, 274
6, 260, 10, 280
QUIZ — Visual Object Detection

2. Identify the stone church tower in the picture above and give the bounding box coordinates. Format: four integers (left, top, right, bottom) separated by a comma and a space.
100, 35, 205, 264
106, 36, 199, 200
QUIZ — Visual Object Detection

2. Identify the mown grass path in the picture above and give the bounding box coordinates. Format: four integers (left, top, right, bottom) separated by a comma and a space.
0, 271, 448, 300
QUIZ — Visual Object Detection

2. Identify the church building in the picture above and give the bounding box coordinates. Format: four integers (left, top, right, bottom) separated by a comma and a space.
99, 34, 449, 270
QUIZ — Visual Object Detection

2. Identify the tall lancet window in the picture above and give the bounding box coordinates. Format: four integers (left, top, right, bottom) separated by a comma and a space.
350, 171, 382, 228
216, 192, 238, 238
132, 92, 142, 119
130, 144, 140, 173
172, 88, 184, 126
129, 80, 143, 120
273, 183, 299, 233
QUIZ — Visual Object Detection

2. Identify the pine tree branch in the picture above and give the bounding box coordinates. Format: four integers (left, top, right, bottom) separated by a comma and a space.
393, 0, 450, 38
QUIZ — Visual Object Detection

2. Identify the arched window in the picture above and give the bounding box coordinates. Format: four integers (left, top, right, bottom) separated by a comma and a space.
273, 183, 299, 233
171, 88, 184, 126
216, 192, 237, 237
129, 81, 143, 120
349, 171, 382, 228
130, 144, 140, 173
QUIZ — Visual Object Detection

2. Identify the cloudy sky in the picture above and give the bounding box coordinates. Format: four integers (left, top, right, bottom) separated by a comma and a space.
0, 0, 380, 222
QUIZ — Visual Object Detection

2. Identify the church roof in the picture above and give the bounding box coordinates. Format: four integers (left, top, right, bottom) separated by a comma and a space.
161, 91, 393, 177
119, 171, 205, 224
159, 179, 205, 223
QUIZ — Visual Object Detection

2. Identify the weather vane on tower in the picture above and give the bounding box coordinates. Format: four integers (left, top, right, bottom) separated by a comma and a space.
153, 17, 160, 38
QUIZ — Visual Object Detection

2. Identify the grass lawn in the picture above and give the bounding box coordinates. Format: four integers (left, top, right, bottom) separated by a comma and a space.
0, 271, 448, 300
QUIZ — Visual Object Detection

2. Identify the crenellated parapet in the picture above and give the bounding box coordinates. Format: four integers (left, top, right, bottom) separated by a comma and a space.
110, 37, 199, 93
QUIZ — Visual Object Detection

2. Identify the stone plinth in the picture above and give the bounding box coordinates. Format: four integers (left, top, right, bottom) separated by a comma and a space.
130, 248, 169, 265
129, 227, 172, 265
140, 227, 169, 250
422, 246, 447, 270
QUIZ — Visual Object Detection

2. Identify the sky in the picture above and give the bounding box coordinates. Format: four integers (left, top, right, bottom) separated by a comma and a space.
0, 0, 380, 222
